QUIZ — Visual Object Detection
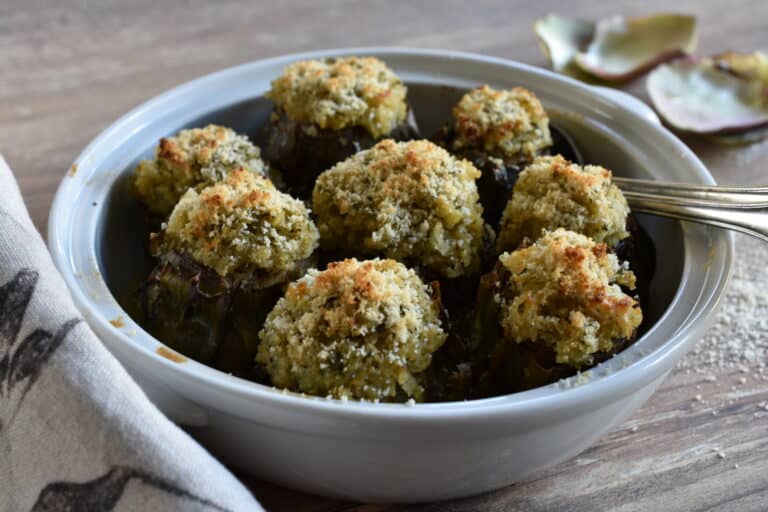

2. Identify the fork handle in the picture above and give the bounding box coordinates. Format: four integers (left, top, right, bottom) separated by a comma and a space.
614, 177, 768, 207
614, 176, 768, 241
626, 197, 768, 242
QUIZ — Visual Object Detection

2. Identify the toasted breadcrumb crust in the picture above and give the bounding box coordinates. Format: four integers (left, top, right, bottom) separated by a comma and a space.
160, 168, 318, 276
496, 229, 641, 367
497, 155, 630, 251
256, 258, 447, 401
451, 85, 552, 161
134, 125, 268, 216
313, 139, 486, 278
266, 57, 408, 139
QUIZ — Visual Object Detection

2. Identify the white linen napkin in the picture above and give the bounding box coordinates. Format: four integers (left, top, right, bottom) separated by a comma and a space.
0, 154, 263, 511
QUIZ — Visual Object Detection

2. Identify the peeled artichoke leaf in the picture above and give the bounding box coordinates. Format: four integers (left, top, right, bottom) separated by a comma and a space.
533, 14, 594, 77
575, 14, 697, 81
713, 51, 768, 82
647, 57, 768, 133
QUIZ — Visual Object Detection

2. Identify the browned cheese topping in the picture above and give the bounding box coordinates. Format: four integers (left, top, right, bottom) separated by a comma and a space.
313, 139, 487, 278
266, 57, 408, 138
134, 124, 268, 216
257, 258, 447, 401
451, 85, 552, 161
496, 229, 641, 367
497, 155, 630, 251
160, 168, 318, 276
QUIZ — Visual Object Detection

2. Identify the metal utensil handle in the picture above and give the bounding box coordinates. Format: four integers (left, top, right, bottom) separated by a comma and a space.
626, 197, 768, 243
614, 177, 768, 207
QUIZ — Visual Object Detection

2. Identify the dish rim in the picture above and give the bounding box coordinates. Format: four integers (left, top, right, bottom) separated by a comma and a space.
47, 46, 734, 421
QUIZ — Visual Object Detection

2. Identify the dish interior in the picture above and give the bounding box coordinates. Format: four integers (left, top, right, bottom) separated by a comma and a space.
97, 83, 685, 385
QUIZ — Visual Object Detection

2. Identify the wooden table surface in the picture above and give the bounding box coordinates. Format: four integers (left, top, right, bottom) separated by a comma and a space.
3, 1, 767, 510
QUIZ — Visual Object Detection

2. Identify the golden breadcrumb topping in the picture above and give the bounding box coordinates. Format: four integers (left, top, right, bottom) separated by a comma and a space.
496, 229, 641, 367
266, 57, 408, 139
257, 258, 447, 401
312, 139, 486, 278
134, 124, 268, 216
160, 168, 318, 276
451, 85, 552, 161
497, 155, 630, 252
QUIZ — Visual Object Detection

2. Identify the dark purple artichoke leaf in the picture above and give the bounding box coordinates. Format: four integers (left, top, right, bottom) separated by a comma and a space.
213, 257, 314, 378
535, 13, 698, 82
138, 252, 314, 377
647, 52, 768, 135
420, 280, 474, 402
613, 214, 656, 328
140, 252, 231, 363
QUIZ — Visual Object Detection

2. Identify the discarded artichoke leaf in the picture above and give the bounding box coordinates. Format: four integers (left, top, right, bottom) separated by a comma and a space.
575, 14, 697, 81
647, 55, 768, 134
533, 14, 597, 82
712, 51, 768, 83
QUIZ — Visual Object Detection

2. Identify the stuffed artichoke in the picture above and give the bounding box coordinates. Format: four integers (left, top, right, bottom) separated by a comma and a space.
256, 258, 447, 401
312, 139, 488, 280
139, 168, 319, 376
133, 124, 272, 218
262, 57, 419, 198
471, 229, 643, 396
496, 155, 631, 252
433, 85, 553, 226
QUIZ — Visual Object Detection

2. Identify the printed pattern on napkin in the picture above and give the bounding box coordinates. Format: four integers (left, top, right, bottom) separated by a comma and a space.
0, 155, 263, 512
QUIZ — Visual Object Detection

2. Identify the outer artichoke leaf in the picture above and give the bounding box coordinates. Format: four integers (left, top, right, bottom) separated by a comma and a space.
647, 54, 768, 133
140, 254, 231, 363
575, 14, 697, 81
533, 14, 596, 81
713, 51, 768, 84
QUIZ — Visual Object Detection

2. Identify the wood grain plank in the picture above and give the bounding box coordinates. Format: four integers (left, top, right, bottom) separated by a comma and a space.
2, 1, 767, 510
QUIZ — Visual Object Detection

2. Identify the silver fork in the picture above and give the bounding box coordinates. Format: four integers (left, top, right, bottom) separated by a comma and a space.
612, 177, 768, 242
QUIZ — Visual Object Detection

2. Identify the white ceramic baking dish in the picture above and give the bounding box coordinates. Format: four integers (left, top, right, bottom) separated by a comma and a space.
48, 48, 733, 503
